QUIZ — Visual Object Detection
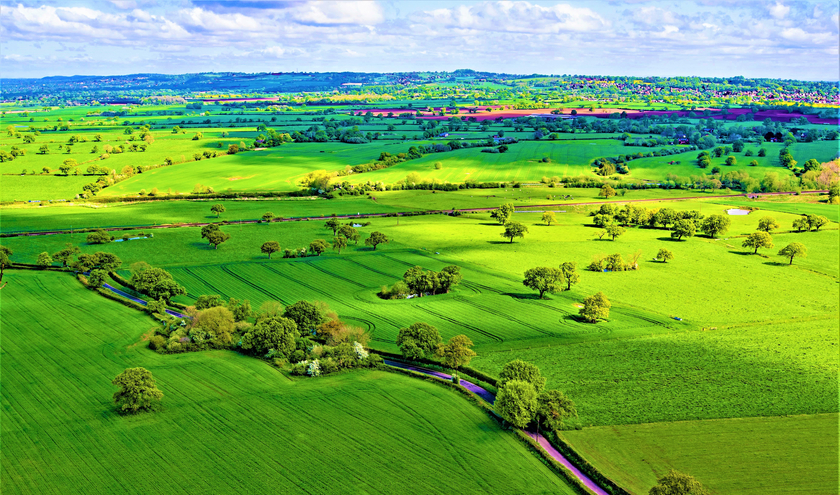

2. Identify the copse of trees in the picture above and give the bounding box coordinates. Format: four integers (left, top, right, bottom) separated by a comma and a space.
495, 360, 576, 430
381, 265, 462, 299
86, 229, 113, 244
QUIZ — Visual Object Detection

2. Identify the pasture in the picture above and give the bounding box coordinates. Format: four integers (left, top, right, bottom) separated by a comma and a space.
0, 270, 576, 495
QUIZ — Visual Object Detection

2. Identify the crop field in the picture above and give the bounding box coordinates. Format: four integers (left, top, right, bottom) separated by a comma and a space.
0, 270, 577, 495
561, 414, 839, 495
0, 175, 91, 202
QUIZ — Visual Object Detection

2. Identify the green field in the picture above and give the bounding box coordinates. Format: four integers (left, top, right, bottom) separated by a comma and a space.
0, 270, 577, 494
561, 414, 839, 495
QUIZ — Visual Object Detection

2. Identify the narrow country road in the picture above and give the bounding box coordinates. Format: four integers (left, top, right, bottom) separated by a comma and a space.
384, 359, 611, 495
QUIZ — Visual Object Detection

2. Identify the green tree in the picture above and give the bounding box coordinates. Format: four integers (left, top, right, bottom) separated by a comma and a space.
656, 248, 674, 263
536, 390, 577, 431
605, 224, 625, 241
778, 242, 807, 265
501, 221, 529, 243
200, 223, 221, 244
541, 211, 556, 226
792, 217, 809, 232
670, 219, 696, 240
396, 322, 441, 359
261, 241, 280, 259
490, 203, 515, 225
437, 265, 462, 293
580, 292, 610, 323
261, 212, 275, 223
338, 224, 359, 243
365, 231, 389, 250
0, 246, 10, 283
806, 214, 829, 231
725, 156, 737, 166
87, 269, 107, 288
599, 184, 616, 198
499, 360, 546, 393
112, 367, 163, 414
241, 316, 297, 357
495, 380, 538, 428
130, 267, 185, 303
559, 262, 580, 290
523, 267, 565, 299
324, 218, 341, 235
193, 306, 236, 345
742, 232, 774, 254
206, 229, 230, 249
435, 334, 476, 368
700, 214, 731, 238
332, 235, 348, 254
749, 159, 759, 167
37, 252, 53, 267
53, 244, 80, 267
86, 229, 113, 244
649, 470, 710, 495
309, 239, 328, 256
655, 208, 677, 228
210, 204, 226, 218
283, 301, 326, 336
195, 294, 225, 309
39, 144, 50, 154
757, 216, 779, 232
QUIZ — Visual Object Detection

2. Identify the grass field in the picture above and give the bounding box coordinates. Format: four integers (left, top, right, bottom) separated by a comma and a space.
561, 414, 839, 495
0, 270, 577, 495
0, 175, 90, 202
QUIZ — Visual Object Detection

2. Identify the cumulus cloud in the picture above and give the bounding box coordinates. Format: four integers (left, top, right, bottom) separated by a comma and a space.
768, 1, 790, 19
417, 1, 608, 34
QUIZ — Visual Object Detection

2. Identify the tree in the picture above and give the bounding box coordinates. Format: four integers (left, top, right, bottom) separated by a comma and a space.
309, 239, 328, 256
599, 184, 616, 198
39, 144, 50, 154
541, 211, 556, 226
749, 159, 759, 167
725, 156, 737, 166
210, 204, 226, 218
559, 262, 580, 290
490, 203, 515, 225
670, 219, 696, 240
792, 217, 809, 232
86, 229, 113, 244
437, 265, 462, 293
436, 335, 477, 368
241, 316, 297, 357
536, 390, 577, 431
365, 231, 389, 250
778, 242, 807, 265
283, 301, 325, 336
261, 212, 275, 223
397, 322, 441, 359
193, 306, 236, 345
130, 267, 186, 303
0, 246, 12, 283
206, 229, 230, 249
806, 214, 829, 231
656, 248, 674, 263
495, 380, 538, 428
580, 292, 610, 323
655, 208, 677, 229
37, 252, 53, 267
501, 221, 529, 243
757, 216, 779, 232
499, 360, 546, 393
112, 367, 163, 413
324, 218, 341, 235
523, 267, 565, 299
742, 232, 774, 254
605, 224, 625, 241
53, 244, 80, 267
338, 224, 359, 243
261, 241, 280, 259
201, 223, 221, 244
332, 235, 348, 254
700, 214, 731, 238
195, 294, 225, 309
649, 470, 710, 495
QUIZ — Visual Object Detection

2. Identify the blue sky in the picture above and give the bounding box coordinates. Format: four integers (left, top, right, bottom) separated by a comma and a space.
1, 0, 838, 80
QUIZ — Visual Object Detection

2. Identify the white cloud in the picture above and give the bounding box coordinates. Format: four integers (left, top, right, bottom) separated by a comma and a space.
768, 2, 790, 20
418, 1, 608, 34
290, 1, 384, 25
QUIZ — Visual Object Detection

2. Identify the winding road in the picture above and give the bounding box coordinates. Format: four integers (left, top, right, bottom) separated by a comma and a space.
384, 359, 610, 495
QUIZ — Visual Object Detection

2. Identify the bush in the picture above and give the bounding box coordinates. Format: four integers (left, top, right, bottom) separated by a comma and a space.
149, 335, 167, 350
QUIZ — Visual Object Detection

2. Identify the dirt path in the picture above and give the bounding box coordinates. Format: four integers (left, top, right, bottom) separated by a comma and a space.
1, 190, 827, 238
383, 359, 610, 495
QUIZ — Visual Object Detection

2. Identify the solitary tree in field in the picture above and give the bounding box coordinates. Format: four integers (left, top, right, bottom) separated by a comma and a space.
559, 262, 579, 290
332, 235, 348, 254
206, 229, 230, 249
261, 241, 280, 259
670, 219, 696, 240
656, 248, 674, 263
700, 214, 731, 238
325, 218, 341, 235
605, 224, 625, 241
435, 335, 477, 368
742, 231, 774, 254
778, 242, 807, 265
541, 211, 556, 226
599, 184, 616, 198
365, 231, 389, 250
491, 203, 515, 225
501, 221, 529, 243
757, 216, 779, 232
210, 204, 226, 218
649, 470, 710, 495
580, 292, 610, 323
261, 212, 275, 223
309, 239, 329, 256
523, 267, 565, 299
725, 156, 737, 166
112, 367, 163, 414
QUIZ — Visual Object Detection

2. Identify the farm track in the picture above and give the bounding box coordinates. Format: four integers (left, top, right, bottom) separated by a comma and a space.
2, 190, 828, 237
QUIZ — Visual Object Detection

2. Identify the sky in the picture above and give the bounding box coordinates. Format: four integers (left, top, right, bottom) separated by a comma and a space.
1, 0, 838, 81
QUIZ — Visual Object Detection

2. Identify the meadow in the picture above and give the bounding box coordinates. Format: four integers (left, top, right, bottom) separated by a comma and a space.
1, 270, 577, 495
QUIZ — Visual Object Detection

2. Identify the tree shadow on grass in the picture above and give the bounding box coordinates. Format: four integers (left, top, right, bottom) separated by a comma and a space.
763, 261, 789, 267
656, 236, 685, 242
502, 292, 543, 300
479, 222, 502, 226
486, 240, 514, 245
728, 250, 759, 256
